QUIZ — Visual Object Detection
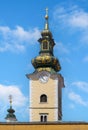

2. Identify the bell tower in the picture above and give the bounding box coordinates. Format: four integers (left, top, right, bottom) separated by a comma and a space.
26, 8, 64, 122
5, 95, 17, 122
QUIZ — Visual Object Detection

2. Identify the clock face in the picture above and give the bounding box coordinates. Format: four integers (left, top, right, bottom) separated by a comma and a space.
39, 72, 50, 83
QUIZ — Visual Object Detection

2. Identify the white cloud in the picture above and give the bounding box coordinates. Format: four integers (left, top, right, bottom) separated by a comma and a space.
68, 91, 88, 106
0, 25, 40, 53
12, 26, 40, 42
72, 81, 88, 93
53, 5, 88, 45
0, 84, 28, 121
53, 5, 88, 29
0, 84, 27, 106
69, 11, 88, 28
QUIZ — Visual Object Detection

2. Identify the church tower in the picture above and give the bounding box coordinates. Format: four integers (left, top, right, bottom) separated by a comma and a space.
5, 95, 17, 122
26, 9, 64, 122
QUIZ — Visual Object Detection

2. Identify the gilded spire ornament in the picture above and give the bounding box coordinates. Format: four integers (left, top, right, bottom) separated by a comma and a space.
9, 94, 12, 108
31, 8, 61, 73
45, 8, 49, 30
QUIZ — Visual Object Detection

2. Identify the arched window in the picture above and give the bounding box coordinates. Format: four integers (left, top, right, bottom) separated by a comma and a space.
40, 115, 47, 122
43, 42, 48, 49
42, 40, 48, 50
40, 94, 47, 102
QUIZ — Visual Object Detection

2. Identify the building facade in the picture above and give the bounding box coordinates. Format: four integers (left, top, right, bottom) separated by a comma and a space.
26, 9, 64, 122
1, 122, 88, 130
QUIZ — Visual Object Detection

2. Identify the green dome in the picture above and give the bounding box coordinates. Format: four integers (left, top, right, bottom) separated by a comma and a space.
5, 105, 17, 121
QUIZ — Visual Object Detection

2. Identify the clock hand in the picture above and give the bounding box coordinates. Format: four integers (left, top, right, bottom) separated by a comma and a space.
42, 76, 46, 80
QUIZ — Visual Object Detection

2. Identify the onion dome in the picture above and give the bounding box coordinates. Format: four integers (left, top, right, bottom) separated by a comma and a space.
32, 8, 61, 73
32, 55, 61, 72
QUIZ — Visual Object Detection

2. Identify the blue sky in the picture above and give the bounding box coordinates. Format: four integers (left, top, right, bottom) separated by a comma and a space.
0, 0, 88, 122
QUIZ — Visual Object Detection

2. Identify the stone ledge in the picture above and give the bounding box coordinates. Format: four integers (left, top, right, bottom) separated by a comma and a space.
0, 121, 88, 125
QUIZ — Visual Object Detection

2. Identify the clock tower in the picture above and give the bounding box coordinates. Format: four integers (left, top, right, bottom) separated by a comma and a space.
26, 9, 64, 122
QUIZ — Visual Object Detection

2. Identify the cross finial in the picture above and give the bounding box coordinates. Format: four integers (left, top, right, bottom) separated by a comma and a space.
45, 8, 48, 16
44, 8, 49, 30
9, 95, 12, 107
45, 8, 49, 20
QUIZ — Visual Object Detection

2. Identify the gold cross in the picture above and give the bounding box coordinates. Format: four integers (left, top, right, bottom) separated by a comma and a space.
9, 94, 12, 104
45, 8, 48, 15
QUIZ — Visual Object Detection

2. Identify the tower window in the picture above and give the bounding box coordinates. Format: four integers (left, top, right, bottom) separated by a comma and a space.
42, 41, 48, 50
40, 114, 47, 122
40, 94, 47, 102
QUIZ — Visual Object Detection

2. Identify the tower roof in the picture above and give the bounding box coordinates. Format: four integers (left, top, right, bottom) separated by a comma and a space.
41, 8, 52, 38
31, 8, 61, 73
5, 95, 17, 122
44, 8, 49, 30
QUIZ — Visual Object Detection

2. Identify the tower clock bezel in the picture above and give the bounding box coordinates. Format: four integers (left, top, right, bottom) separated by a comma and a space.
39, 71, 50, 83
